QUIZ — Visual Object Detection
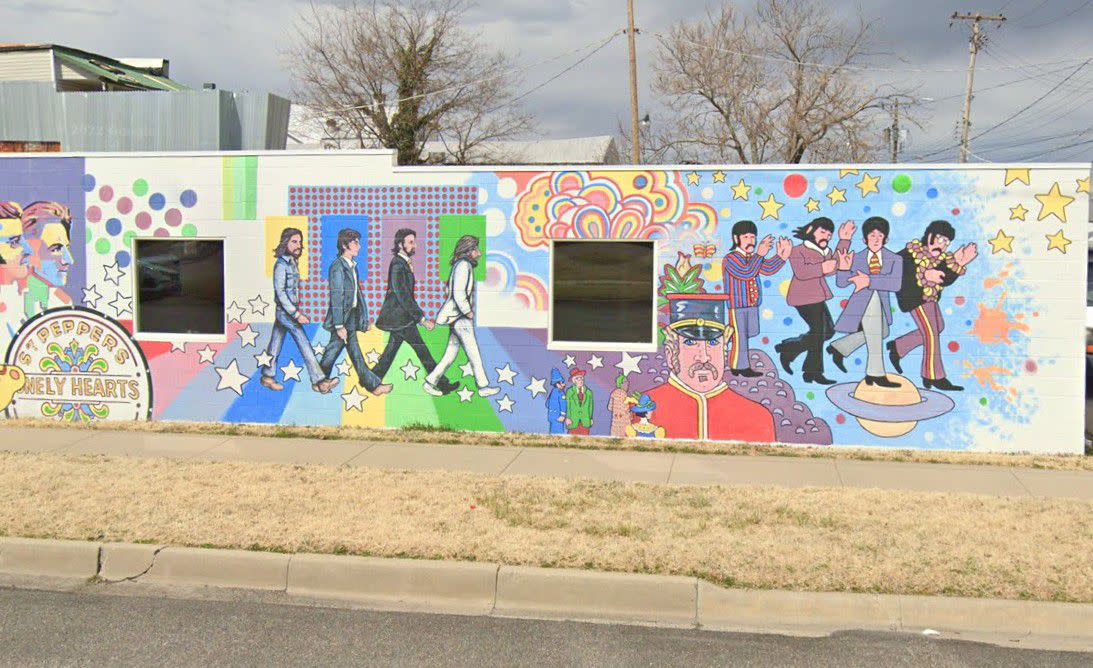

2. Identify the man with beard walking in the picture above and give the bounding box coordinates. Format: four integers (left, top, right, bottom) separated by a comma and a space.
721, 220, 792, 377
775, 217, 853, 384
372, 228, 459, 395
423, 235, 498, 397
260, 227, 337, 393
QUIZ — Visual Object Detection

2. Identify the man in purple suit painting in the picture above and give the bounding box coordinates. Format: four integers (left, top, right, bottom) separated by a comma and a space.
826, 217, 903, 387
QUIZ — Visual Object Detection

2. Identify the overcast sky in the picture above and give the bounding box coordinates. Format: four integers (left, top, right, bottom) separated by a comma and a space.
4, 0, 1092, 162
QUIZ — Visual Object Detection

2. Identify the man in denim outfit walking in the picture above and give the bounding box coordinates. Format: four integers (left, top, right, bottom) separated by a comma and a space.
259, 227, 337, 393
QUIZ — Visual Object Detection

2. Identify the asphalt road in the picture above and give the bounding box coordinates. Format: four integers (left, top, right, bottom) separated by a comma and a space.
0, 586, 1087, 667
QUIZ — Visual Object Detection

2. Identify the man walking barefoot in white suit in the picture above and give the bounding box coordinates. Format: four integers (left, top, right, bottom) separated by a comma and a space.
424, 235, 500, 397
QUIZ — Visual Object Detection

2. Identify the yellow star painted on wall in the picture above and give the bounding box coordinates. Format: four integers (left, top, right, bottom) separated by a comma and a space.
731, 179, 751, 200
758, 194, 783, 220
1009, 203, 1028, 221
838, 169, 859, 178
1045, 229, 1072, 253
987, 229, 1014, 254
1035, 182, 1075, 223
686, 171, 701, 186
827, 186, 847, 205
856, 172, 880, 198
804, 198, 820, 213
1077, 176, 1090, 194
712, 170, 726, 183
1004, 168, 1031, 186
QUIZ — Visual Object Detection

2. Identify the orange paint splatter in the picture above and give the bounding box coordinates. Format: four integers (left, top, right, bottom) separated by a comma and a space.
982, 261, 1016, 291
968, 292, 1030, 345
962, 361, 1015, 402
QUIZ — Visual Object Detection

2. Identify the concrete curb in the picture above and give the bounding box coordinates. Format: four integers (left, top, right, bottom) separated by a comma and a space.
0, 537, 1090, 650
0, 537, 99, 578
287, 554, 497, 614
495, 566, 697, 626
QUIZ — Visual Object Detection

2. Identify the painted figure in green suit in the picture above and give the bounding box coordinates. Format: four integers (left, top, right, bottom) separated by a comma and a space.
564, 367, 594, 435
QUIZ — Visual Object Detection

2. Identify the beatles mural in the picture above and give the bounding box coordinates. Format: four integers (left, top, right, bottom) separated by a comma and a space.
0, 154, 1086, 453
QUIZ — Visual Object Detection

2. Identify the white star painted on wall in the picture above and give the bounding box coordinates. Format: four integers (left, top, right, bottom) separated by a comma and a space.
615, 352, 644, 377
457, 386, 474, 403
281, 360, 303, 382
365, 349, 380, 366
237, 325, 259, 348
248, 294, 270, 316
459, 361, 474, 378
254, 350, 274, 368
215, 360, 250, 396
312, 342, 325, 357
108, 293, 131, 317
336, 357, 353, 378
340, 386, 366, 412
170, 340, 187, 353
496, 395, 514, 413
401, 359, 420, 380
525, 376, 546, 398
82, 285, 102, 309
197, 345, 217, 364
227, 301, 246, 324
495, 363, 517, 385
588, 355, 604, 370
563, 355, 576, 367
102, 261, 125, 286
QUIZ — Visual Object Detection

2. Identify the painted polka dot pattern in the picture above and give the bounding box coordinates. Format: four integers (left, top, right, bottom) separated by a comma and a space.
288, 186, 477, 321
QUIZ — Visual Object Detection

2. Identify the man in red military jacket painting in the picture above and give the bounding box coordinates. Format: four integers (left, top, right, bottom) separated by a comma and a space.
644, 294, 775, 442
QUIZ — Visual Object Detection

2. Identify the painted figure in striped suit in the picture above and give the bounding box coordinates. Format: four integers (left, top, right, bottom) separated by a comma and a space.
888, 220, 978, 391
720, 220, 792, 377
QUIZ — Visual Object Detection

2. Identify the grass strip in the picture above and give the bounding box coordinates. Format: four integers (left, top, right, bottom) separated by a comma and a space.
3, 418, 1089, 471
1, 451, 1090, 602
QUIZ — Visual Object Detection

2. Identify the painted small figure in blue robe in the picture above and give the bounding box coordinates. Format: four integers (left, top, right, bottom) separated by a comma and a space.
546, 367, 567, 435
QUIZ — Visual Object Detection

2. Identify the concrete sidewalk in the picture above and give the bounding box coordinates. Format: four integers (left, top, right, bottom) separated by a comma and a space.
1, 426, 1090, 500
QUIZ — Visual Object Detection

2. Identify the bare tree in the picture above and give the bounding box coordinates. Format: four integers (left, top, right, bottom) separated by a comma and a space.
288, 0, 534, 165
652, 0, 908, 164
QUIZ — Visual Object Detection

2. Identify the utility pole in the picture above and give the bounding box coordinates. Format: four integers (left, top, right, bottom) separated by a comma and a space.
951, 12, 1005, 163
890, 99, 900, 162
626, 0, 641, 164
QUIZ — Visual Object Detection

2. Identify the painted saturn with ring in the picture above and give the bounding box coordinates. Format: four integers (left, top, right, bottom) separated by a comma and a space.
825, 375, 954, 438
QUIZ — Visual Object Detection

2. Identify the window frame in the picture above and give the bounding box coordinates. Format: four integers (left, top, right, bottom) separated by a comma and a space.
547, 238, 659, 353
131, 236, 228, 341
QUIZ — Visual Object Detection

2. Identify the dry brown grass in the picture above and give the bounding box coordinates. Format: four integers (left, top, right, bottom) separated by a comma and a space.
4, 418, 1090, 471
1, 451, 1090, 602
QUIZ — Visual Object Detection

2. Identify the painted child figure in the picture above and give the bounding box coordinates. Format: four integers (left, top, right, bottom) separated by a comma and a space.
545, 368, 567, 435
624, 393, 665, 439
606, 373, 631, 438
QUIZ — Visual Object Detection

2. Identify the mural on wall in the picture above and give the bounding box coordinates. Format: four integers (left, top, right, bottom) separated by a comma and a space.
0, 154, 1086, 453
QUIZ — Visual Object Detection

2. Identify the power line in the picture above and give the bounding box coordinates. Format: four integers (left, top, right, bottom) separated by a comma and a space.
915, 58, 1090, 160
318, 30, 623, 114
654, 31, 1093, 74
1023, 0, 1093, 29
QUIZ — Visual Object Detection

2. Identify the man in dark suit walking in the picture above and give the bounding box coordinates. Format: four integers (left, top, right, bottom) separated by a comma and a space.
319, 228, 392, 396
372, 228, 459, 395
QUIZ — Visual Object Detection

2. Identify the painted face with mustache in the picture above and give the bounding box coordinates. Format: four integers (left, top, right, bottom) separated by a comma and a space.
676, 334, 726, 394
735, 232, 757, 254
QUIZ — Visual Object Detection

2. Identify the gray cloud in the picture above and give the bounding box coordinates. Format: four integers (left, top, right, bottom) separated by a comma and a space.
1, 0, 1090, 161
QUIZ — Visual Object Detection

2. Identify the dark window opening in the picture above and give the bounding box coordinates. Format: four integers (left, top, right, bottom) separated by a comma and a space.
552, 241, 654, 345
135, 239, 225, 335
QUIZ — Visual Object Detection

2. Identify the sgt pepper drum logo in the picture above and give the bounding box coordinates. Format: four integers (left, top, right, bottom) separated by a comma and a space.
4, 307, 152, 422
